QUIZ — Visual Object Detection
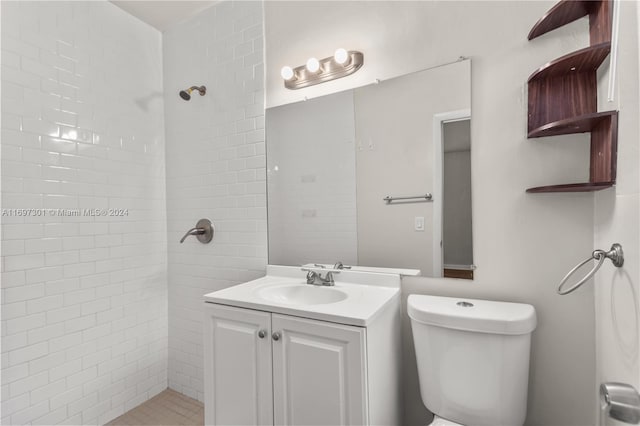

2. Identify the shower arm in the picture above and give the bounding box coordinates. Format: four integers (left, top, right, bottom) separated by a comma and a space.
187, 86, 206, 96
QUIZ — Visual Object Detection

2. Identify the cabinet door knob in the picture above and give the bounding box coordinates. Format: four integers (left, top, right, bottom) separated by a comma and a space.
258, 329, 267, 339
272, 332, 281, 341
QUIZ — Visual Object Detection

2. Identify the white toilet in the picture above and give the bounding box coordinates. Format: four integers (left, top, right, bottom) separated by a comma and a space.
408, 295, 537, 426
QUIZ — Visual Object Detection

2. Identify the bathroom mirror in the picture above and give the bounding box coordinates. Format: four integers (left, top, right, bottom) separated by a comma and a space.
266, 59, 472, 278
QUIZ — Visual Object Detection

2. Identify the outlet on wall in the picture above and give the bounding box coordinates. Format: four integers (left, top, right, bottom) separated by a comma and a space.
414, 216, 425, 231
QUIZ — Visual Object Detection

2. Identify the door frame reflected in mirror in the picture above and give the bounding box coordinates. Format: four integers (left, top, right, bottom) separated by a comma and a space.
432, 109, 472, 278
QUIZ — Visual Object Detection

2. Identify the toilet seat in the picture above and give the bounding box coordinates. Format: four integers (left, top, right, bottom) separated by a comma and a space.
429, 415, 464, 426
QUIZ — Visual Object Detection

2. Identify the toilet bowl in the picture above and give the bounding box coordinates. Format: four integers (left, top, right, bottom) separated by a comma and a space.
408, 295, 537, 426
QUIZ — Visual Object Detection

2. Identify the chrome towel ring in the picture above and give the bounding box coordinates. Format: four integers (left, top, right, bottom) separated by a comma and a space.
557, 243, 624, 295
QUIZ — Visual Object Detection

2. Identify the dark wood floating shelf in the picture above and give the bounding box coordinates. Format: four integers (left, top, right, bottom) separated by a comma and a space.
526, 182, 614, 193
529, 0, 594, 40
527, 42, 610, 82
528, 111, 617, 138
528, 0, 610, 44
525, 0, 617, 194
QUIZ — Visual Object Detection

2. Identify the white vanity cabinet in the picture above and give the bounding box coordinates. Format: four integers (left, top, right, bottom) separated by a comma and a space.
271, 313, 367, 426
204, 300, 400, 426
203, 304, 273, 425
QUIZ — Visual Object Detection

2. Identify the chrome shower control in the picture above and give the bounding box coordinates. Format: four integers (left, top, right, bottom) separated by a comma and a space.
179, 218, 214, 244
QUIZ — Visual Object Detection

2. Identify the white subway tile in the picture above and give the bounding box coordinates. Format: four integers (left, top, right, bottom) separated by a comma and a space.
62, 236, 94, 251
2, 48, 20, 70
26, 295, 64, 315
22, 117, 60, 137
0, 392, 30, 418
80, 297, 110, 315
32, 406, 68, 425
6, 313, 46, 334
64, 314, 96, 334
24, 238, 63, 254
21, 56, 57, 79
63, 288, 95, 306
2, 65, 40, 88
4, 283, 45, 303
82, 324, 112, 342
8, 370, 48, 397
50, 361, 83, 382
46, 305, 81, 324
50, 385, 83, 410
82, 399, 110, 423
10, 400, 49, 426
1, 364, 29, 385
30, 378, 67, 404
42, 136, 77, 154
67, 367, 97, 390
2, 129, 41, 149
1, 112, 22, 131
44, 222, 79, 237
49, 331, 82, 352
1, 271, 26, 288
45, 277, 80, 294
2, 333, 28, 353
27, 351, 65, 375
26, 266, 64, 284
42, 49, 76, 73
63, 262, 96, 278
1, 302, 26, 321
27, 323, 66, 345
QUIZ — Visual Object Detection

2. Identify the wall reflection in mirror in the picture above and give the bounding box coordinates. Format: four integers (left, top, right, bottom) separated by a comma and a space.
266, 59, 472, 278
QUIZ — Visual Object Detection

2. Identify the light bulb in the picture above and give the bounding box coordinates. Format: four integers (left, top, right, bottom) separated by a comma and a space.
334, 48, 349, 65
306, 57, 320, 73
280, 66, 294, 81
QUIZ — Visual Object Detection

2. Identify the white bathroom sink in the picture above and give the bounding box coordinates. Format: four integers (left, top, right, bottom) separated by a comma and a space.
203, 265, 401, 326
256, 284, 348, 305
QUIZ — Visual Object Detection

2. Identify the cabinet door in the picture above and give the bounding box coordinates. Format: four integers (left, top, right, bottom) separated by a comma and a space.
204, 304, 273, 425
271, 314, 368, 426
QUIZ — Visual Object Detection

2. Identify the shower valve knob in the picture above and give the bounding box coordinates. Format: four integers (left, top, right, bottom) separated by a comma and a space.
179, 218, 214, 244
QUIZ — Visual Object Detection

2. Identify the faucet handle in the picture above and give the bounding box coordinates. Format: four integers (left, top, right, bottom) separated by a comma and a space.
333, 261, 351, 270
306, 270, 318, 284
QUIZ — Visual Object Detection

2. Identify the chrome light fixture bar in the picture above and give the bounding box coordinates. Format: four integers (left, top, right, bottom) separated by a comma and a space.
281, 49, 364, 90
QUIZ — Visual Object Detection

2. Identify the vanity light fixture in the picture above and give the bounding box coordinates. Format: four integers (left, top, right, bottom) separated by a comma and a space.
281, 48, 364, 90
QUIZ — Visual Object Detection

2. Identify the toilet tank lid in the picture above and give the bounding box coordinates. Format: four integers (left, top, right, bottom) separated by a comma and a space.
407, 295, 537, 335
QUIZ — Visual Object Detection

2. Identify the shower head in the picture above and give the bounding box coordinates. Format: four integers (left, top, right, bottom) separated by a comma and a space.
179, 85, 206, 101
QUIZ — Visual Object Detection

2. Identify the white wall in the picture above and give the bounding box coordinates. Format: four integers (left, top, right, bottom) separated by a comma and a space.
1, 2, 167, 424
594, 1, 640, 424
163, 1, 266, 401
266, 2, 600, 425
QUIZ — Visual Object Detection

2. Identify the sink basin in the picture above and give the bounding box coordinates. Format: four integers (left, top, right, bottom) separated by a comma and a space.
256, 284, 348, 305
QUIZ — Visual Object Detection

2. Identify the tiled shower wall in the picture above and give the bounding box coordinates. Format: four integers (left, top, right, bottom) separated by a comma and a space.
1, 2, 167, 424
163, 1, 266, 401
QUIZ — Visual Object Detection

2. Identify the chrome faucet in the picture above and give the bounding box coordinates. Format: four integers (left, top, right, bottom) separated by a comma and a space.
306, 270, 336, 286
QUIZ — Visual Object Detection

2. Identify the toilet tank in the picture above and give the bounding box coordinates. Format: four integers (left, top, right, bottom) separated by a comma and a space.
408, 295, 537, 426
